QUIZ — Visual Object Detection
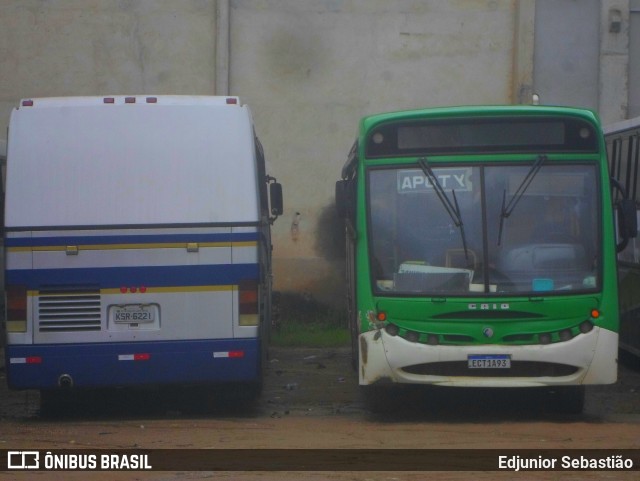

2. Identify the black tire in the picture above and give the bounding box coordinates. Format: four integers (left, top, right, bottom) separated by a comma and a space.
350, 328, 358, 371
39, 390, 75, 417
359, 385, 397, 414
551, 386, 585, 414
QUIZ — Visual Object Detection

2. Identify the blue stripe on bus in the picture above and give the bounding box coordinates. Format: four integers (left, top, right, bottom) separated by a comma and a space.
5, 339, 261, 389
5, 263, 259, 289
4, 231, 260, 248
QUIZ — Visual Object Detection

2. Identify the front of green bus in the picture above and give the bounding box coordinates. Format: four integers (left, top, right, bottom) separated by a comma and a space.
349, 106, 620, 411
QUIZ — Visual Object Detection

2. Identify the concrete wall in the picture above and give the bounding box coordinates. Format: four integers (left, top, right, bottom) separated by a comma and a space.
229, 0, 525, 304
599, 0, 631, 124
534, 0, 601, 111
0, 0, 218, 129
0, 0, 635, 308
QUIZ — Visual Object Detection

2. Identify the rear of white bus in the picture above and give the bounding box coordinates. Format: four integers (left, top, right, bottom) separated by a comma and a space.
4, 96, 273, 394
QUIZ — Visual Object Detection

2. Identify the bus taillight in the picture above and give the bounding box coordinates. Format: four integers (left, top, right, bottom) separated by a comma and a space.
6, 285, 28, 332
239, 280, 259, 326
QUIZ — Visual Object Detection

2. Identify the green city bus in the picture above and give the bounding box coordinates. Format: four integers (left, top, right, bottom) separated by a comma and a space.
605, 117, 640, 359
336, 105, 636, 413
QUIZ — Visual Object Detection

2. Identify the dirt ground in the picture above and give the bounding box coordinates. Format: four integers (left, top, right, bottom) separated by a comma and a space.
1, 346, 639, 481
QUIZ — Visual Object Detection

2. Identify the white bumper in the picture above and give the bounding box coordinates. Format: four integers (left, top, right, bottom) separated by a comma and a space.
359, 327, 618, 387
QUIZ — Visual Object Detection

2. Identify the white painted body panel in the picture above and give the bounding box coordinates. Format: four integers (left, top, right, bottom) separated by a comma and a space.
359, 327, 618, 387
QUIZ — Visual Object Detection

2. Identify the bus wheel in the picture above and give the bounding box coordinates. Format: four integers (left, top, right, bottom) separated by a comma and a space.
359, 385, 397, 414
39, 390, 75, 417
350, 332, 358, 371
550, 386, 585, 414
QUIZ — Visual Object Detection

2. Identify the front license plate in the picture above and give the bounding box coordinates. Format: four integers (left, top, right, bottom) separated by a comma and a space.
113, 306, 155, 323
468, 355, 511, 369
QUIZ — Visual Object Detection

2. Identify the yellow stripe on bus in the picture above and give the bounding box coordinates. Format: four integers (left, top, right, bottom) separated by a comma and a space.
7, 241, 257, 253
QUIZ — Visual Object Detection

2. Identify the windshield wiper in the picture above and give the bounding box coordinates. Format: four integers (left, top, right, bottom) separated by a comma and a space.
497, 154, 547, 246
418, 157, 470, 265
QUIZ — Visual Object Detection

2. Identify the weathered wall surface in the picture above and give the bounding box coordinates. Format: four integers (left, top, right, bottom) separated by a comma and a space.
229, 0, 521, 303
0, 0, 634, 308
0, 0, 217, 130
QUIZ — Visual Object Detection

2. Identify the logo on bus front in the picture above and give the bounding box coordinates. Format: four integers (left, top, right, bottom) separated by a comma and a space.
468, 303, 510, 310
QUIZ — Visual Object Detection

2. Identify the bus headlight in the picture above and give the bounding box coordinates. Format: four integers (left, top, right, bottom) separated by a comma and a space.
579, 321, 594, 333
559, 329, 573, 342
539, 333, 552, 345
385, 323, 399, 336
405, 331, 420, 343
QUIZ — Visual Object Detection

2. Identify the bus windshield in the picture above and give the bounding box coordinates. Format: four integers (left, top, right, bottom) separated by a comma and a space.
368, 162, 600, 295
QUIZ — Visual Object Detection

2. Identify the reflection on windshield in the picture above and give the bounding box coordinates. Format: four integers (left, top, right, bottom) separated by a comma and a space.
368, 163, 599, 295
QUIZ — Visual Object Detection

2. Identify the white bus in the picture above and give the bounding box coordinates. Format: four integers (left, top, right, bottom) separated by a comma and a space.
3, 96, 282, 404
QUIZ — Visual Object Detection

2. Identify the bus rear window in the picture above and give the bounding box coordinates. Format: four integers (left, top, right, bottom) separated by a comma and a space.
367, 117, 598, 157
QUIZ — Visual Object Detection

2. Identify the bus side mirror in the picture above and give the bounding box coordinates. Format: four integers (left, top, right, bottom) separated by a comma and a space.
269, 182, 283, 219
335, 180, 347, 218
611, 178, 637, 252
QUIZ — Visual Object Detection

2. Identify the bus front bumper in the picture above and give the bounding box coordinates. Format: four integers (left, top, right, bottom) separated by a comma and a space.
358, 327, 617, 387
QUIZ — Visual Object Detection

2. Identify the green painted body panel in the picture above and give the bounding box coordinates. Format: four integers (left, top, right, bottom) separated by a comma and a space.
349, 105, 620, 345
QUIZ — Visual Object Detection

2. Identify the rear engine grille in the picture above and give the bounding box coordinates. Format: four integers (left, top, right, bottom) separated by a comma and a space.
402, 361, 579, 377
38, 288, 102, 332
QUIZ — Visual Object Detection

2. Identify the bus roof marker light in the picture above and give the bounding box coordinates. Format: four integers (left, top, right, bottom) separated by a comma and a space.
22, 100, 34, 107
103, 97, 115, 104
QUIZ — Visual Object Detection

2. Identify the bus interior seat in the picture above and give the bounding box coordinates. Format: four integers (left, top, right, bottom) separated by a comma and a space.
498, 243, 587, 272
446, 248, 477, 270
394, 271, 470, 292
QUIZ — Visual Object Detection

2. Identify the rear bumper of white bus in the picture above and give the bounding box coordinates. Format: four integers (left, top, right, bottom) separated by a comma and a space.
358, 326, 617, 387
5, 338, 261, 390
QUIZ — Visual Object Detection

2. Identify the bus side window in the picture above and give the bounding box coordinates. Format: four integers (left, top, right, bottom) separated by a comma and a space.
336, 179, 356, 224
254, 137, 269, 217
